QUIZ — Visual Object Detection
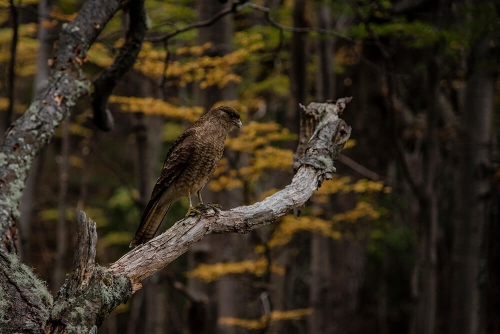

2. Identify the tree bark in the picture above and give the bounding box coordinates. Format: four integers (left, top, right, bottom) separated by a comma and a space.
0, 0, 122, 253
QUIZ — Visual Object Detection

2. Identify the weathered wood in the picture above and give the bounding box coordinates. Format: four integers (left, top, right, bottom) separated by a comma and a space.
45, 212, 132, 334
0, 92, 351, 333
109, 99, 351, 291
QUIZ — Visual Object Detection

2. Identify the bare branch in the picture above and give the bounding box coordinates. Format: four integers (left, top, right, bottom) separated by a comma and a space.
108, 99, 351, 291
147, 1, 249, 43
91, 0, 148, 131
147, 1, 354, 44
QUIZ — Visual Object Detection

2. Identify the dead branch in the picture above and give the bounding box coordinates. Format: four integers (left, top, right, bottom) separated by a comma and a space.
0, 97, 351, 333
108, 99, 351, 291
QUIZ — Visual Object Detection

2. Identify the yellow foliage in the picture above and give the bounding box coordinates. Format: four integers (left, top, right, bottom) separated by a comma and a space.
87, 43, 115, 68
268, 215, 341, 249
333, 201, 381, 222
344, 139, 357, 149
187, 258, 284, 282
313, 176, 352, 202
351, 178, 385, 193
176, 42, 213, 56
225, 121, 296, 153
335, 43, 363, 67
208, 174, 244, 192
238, 147, 293, 182
49, 6, 78, 22
133, 40, 262, 89
0, 98, 25, 114
69, 155, 83, 169
133, 41, 166, 78
219, 308, 312, 330
70, 123, 92, 138
0, 23, 38, 77
313, 175, 388, 203
109, 95, 204, 121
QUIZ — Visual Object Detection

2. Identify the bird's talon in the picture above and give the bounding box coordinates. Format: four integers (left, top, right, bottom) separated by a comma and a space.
185, 206, 201, 217
207, 203, 222, 212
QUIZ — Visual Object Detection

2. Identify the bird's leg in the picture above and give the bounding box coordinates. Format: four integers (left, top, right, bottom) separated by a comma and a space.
194, 190, 222, 212
197, 191, 204, 204
185, 192, 201, 217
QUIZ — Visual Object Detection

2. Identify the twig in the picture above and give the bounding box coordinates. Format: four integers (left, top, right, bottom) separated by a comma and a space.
338, 154, 381, 181
147, 1, 250, 43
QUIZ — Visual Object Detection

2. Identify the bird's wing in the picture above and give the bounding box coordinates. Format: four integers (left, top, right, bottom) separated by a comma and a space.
130, 128, 197, 247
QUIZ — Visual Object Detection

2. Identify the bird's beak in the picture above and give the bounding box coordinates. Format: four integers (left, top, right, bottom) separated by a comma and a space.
234, 120, 242, 129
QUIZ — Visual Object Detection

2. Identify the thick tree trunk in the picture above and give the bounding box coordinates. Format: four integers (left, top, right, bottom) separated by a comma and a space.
450, 37, 494, 334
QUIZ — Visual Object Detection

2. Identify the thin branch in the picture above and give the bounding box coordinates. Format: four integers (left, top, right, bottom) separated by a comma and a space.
5, 0, 19, 127
338, 154, 382, 181
91, 0, 148, 131
147, 1, 249, 43
147, 1, 354, 44
246, 2, 354, 42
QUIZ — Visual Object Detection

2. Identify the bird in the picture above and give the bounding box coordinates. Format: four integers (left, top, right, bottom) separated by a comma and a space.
130, 105, 242, 247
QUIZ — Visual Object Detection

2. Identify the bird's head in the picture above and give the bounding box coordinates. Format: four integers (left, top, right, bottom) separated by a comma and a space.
210, 105, 242, 131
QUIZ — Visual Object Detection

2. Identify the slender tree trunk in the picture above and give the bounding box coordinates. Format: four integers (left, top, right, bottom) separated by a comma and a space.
5, 0, 18, 130
188, 2, 239, 333
451, 36, 494, 334
411, 57, 440, 334
54, 118, 70, 291
309, 2, 334, 333
18, 0, 55, 263
287, 0, 308, 139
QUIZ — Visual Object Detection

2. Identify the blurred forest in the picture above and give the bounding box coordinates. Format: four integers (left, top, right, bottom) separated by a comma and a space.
0, 0, 499, 333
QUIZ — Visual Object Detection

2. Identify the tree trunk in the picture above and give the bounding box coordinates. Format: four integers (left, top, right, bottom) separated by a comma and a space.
450, 36, 494, 334
309, 2, 335, 333
18, 0, 55, 263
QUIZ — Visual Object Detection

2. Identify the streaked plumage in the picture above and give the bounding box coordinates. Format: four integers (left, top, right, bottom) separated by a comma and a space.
130, 105, 242, 247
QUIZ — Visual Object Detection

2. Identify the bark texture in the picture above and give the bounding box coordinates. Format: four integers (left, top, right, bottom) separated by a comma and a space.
0, 0, 122, 253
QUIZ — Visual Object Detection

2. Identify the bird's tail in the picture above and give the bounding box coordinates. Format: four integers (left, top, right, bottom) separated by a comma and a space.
130, 201, 171, 248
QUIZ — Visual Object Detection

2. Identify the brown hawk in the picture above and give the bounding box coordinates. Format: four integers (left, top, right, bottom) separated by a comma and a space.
130, 105, 242, 247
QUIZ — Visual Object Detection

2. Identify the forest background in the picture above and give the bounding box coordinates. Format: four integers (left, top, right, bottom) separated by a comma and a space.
0, 0, 499, 333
